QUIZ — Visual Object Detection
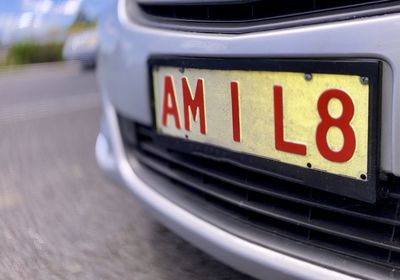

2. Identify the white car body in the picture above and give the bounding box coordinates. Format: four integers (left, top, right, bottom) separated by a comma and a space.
96, 0, 400, 279
63, 28, 98, 68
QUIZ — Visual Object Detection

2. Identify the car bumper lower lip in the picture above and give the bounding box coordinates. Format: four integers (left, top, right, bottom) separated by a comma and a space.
95, 94, 358, 280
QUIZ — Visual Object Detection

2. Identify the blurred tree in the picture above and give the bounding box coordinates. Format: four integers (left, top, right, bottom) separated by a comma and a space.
68, 8, 96, 34
74, 9, 92, 24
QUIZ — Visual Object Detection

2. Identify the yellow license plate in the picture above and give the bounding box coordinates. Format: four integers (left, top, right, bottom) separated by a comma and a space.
152, 65, 370, 181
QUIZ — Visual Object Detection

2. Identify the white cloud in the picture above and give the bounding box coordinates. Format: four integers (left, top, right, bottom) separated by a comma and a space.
52, 0, 81, 15
0, 14, 19, 44
18, 12, 34, 28
22, 0, 47, 13
62, 0, 81, 15
32, 14, 44, 28
22, 0, 82, 16
34, 0, 53, 14
1, 0, 84, 44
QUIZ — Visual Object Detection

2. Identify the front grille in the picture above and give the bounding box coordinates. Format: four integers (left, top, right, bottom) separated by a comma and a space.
129, 0, 400, 33
121, 118, 400, 274
138, 0, 398, 22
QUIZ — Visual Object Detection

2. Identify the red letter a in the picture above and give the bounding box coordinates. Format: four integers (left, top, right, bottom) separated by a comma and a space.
162, 76, 181, 129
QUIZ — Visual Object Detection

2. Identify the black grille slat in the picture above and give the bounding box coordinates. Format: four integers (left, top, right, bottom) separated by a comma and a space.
136, 127, 303, 184
135, 147, 400, 253
124, 122, 400, 270
136, 155, 396, 269
138, 0, 398, 23
138, 141, 400, 227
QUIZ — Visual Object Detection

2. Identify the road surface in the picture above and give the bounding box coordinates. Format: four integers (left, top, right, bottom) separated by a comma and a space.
0, 63, 254, 280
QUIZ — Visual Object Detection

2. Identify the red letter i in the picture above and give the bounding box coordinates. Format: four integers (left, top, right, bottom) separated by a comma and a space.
231, 81, 241, 142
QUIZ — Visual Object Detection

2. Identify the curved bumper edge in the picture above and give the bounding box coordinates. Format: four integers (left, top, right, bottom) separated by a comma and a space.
95, 95, 359, 280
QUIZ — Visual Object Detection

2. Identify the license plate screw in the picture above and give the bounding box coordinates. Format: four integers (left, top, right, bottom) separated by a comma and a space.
304, 73, 312, 81
360, 76, 369, 85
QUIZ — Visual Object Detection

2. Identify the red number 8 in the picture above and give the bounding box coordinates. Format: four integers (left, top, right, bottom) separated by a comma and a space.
316, 89, 356, 163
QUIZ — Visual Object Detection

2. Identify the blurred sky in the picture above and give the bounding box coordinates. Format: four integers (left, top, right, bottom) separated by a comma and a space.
0, 0, 113, 45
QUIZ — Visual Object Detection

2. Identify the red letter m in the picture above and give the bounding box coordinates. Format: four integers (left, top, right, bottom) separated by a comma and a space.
182, 77, 206, 134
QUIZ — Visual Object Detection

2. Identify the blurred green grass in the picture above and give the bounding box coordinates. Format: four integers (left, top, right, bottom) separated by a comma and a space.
3, 41, 63, 66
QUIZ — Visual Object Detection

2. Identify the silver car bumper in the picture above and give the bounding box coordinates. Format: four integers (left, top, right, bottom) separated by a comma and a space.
96, 93, 359, 280
96, 0, 400, 278
98, 0, 400, 176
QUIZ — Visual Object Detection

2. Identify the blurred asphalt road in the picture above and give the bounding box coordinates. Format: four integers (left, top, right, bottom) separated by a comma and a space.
0, 63, 254, 280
